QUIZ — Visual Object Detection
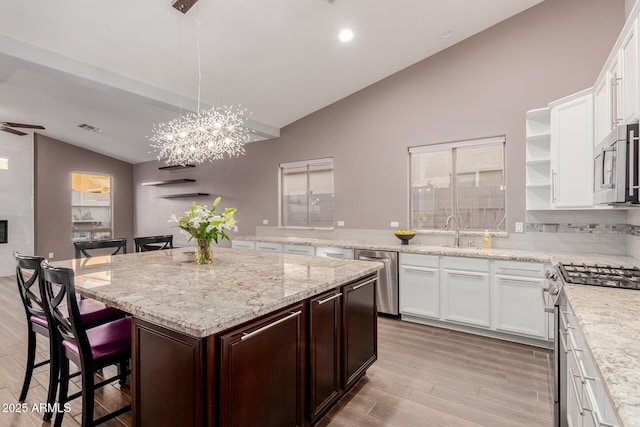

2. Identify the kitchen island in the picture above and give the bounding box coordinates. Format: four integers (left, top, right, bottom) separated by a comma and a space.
51, 247, 383, 427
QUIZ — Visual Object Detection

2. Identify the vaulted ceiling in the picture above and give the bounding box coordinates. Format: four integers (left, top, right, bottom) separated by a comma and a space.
0, 0, 543, 163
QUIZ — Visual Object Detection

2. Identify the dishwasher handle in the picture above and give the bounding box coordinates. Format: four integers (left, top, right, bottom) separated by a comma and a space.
358, 255, 391, 262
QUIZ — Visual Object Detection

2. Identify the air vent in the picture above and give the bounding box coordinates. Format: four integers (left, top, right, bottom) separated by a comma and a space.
78, 123, 102, 133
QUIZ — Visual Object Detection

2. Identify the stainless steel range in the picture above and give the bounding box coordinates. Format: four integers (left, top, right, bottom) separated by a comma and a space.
557, 263, 640, 289
549, 262, 639, 427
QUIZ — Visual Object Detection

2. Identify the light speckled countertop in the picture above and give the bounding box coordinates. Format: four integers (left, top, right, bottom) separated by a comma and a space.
564, 285, 640, 427
50, 247, 381, 338
236, 235, 640, 426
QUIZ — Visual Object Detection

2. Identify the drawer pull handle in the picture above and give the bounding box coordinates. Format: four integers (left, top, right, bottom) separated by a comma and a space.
448, 271, 487, 279
402, 266, 438, 273
498, 267, 540, 273
317, 293, 342, 305
353, 278, 376, 290
241, 311, 301, 341
569, 367, 584, 415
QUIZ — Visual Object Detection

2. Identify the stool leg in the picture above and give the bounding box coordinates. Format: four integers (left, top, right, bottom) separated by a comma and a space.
117, 360, 128, 387
81, 365, 95, 427
19, 326, 36, 402
54, 355, 69, 427
43, 335, 60, 421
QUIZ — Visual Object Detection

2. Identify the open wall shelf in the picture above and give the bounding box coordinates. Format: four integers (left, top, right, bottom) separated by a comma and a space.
160, 193, 210, 199
158, 165, 196, 171
141, 179, 196, 186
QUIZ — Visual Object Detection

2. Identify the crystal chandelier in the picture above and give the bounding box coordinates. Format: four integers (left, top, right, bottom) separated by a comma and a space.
150, 105, 251, 165
150, 1, 251, 165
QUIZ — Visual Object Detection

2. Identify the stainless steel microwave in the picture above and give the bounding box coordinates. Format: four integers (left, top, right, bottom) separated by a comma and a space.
593, 123, 640, 205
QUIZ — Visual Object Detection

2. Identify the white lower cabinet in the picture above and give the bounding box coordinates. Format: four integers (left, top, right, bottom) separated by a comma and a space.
231, 240, 256, 250
400, 254, 549, 343
493, 259, 547, 339
255, 242, 284, 253
494, 274, 546, 339
283, 244, 315, 256
564, 303, 620, 427
399, 254, 439, 319
442, 257, 491, 328
315, 246, 354, 260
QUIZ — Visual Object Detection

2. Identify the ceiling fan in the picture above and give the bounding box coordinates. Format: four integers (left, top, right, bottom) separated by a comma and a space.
0, 122, 45, 136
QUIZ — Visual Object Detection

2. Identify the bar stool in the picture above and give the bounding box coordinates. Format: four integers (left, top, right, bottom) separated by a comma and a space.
13, 253, 125, 421
41, 262, 132, 427
74, 238, 127, 260
133, 235, 173, 252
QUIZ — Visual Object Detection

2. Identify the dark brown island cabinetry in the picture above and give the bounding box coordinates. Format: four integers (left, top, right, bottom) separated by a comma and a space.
308, 275, 378, 423
343, 276, 378, 389
132, 273, 377, 427
309, 289, 343, 422
218, 303, 306, 427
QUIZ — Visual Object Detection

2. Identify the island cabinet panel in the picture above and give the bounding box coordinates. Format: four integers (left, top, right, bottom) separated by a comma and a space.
218, 303, 306, 427
342, 276, 377, 389
308, 289, 342, 422
133, 319, 204, 427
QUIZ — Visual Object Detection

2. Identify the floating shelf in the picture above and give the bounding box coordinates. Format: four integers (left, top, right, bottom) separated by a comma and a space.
158, 165, 196, 171
160, 193, 210, 199
141, 179, 196, 186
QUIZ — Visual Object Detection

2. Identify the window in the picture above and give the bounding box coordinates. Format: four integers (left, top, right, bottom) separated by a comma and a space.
0, 157, 7, 170
280, 158, 334, 227
409, 137, 506, 232
71, 172, 113, 241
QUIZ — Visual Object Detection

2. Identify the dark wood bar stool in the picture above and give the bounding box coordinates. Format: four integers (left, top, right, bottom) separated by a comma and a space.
14, 253, 125, 421
74, 238, 127, 260
41, 262, 132, 427
134, 234, 173, 252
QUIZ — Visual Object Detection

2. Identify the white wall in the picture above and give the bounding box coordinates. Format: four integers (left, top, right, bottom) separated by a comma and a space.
627, 0, 636, 17
0, 134, 34, 276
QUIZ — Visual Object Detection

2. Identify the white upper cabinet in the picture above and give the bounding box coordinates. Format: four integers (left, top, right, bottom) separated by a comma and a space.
594, 70, 612, 146
622, 17, 639, 124
550, 89, 594, 208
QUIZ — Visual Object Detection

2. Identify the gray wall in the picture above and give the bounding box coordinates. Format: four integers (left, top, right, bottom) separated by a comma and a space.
0, 133, 34, 276
134, 0, 625, 241
35, 134, 134, 260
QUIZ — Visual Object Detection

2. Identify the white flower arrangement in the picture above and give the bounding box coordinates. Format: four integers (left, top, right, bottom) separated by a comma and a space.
169, 197, 237, 244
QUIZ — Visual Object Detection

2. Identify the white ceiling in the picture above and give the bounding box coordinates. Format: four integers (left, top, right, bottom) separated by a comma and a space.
0, 0, 543, 164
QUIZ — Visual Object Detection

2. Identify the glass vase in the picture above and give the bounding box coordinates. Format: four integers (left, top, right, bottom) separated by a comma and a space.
195, 238, 213, 265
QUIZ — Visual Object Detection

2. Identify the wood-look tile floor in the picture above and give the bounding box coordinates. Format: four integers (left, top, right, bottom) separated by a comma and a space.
0, 276, 553, 426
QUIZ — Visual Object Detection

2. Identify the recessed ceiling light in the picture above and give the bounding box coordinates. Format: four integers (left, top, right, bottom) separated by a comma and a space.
441, 29, 454, 39
339, 29, 354, 42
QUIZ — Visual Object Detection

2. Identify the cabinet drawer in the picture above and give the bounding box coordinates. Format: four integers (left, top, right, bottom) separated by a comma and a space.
316, 247, 354, 260
255, 242, 284, 253
399, 253, 439, 268
442, 256, 489, 272
231, 240, 255, 250
283, 244, 315, 256
494, 260, 544, 278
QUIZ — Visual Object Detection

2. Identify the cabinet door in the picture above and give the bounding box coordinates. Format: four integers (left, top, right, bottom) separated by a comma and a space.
494, 274, 546, 339
255, 242, 283, 253
218, 304, 305, 427
551, 91, 594, 208
399, 264, 439, 319
595, 73, 611, 146
622, 18, 638, 124
442, 269, 490, 328
342, 276, 377, 389
309, 290, 342, 421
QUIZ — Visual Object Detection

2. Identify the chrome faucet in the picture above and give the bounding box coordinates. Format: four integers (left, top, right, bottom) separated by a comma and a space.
444, 215, 460, 247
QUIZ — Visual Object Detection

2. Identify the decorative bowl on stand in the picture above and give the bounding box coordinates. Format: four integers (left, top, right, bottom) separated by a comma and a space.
394, 230, 416, 245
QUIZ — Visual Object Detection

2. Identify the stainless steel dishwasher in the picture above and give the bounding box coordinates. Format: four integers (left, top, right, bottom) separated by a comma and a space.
354, 249, 398, 316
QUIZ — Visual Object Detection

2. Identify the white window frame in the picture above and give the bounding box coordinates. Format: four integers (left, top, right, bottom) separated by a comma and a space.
408, 136, 506, 232
278, 158, 334, 229
71, 171, 114, 242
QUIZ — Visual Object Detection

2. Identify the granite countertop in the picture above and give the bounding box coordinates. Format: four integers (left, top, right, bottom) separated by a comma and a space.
236, 235, 640, 426
563, 285, 640, 427
50, 247, 382, 338
235, 235, 640, 265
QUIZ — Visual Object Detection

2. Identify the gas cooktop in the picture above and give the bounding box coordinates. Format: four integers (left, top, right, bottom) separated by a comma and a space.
557, 263, 640, 290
